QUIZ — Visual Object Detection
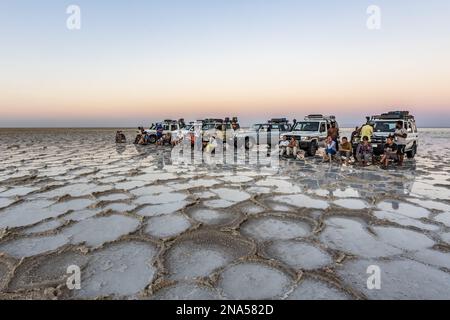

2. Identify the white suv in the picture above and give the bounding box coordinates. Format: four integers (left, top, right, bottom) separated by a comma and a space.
280, 115, 339, 156
354, 111, 418, 158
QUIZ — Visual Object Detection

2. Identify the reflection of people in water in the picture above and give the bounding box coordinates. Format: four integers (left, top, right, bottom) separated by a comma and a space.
392, 201, 400, 210
115, 143, 126, 154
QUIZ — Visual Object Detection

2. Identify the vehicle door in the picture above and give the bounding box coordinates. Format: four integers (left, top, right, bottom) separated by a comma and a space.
270, 124, 280, 142
258, 124, 269, 144
319, 122, 327, 142
405, 121, 416, 149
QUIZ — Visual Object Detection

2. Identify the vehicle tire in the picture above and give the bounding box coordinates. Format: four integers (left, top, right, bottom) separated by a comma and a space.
148, 135, 157, 144
245, 138, 256, 150
406, 143, 417, 159
307, 141, 318, 156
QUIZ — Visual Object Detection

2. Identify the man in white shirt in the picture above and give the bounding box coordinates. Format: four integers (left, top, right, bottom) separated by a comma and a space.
394, 121, 408, 166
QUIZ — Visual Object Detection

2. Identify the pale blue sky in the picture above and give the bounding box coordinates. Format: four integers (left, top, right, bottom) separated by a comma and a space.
1, 0, 449, 127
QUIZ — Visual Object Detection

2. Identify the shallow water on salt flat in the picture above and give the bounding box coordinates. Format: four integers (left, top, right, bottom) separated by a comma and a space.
0, 128, 449, 299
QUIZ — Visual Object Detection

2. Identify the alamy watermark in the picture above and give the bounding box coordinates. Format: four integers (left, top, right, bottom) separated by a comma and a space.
66, 265, 81, 290
367, 5, 381, 30
66, 5, 81, 30
367, 265, 381, 290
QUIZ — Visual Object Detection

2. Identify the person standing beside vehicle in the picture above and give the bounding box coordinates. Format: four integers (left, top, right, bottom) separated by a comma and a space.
360, 120, 373, 142
394, 121, 407, 166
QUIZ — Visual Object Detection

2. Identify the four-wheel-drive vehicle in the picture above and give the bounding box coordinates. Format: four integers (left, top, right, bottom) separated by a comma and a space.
352, 111, 418, 158
145, 119, 186, 144
237, 118, 292, 149
280, 115, 339, 156
186, 117, 240, 146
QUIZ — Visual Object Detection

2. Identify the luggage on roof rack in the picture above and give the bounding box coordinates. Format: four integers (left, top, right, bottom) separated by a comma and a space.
304, 114, 336, 121
269, 118, 288, 123
372, 111, 414, 120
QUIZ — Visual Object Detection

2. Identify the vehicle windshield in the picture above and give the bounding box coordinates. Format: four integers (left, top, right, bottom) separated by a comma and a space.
202, 123, 216, 130
252, 124, 262, 131
293, 121, 319, 132
373, 121, 398, 133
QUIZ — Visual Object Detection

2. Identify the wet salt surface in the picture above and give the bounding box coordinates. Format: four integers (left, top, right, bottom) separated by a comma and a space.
0, 128, 449, 299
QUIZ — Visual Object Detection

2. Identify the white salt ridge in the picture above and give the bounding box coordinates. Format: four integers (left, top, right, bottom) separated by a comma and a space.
212, 188, 251, 203
374, 211, 439, 231
332, 187, 360, 198
151, 283, 222, 300
0, 198, 15, 209
219, 175, 254, 183
0, 186, 38, 197
168, 179, 221, 190
411, 182, 449, 200
189, 209, 237, 226
37, 183, 111, 198
135, 193, 187, 205
97, 193, 130, 201
203, 199, 236, 208
167, 243, 235, 280
0, 234, 69, 258
287, 278, 350, 300
219, 263, 292, 299
145, 214, 191, 238
271, 194, 329, 210
407, 198, 450, 212
241, 216, 311, 241
338, 259, 450, 299
308, 189, 330, 197
62, 209, 100, 222
320, 217, 434, 258
265, 240, 332, 270
74, 242, 157, 298
133, 172, 178, 182
24, 220, 63, 234
0, 200, 59, 229
376, 201, 430, 218
373, 226, 435, 251
104, 203, 136, 212
412, 249, 450, 270
434, 212, 450, 227
255, 178, 302, 194
137, 201, 189, 217
333, 199, 368, 210
62, 215, 140, 247
131, 185, 174, 196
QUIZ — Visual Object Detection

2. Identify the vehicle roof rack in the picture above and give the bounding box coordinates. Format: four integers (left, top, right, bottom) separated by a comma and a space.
269, 118, 288, 124
304, 114, 336, 121
371, 111, 415, 121
203, 118, 223, 123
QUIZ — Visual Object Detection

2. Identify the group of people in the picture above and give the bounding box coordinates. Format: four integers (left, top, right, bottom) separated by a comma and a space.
280, 120, 408, 168
134, 125, 171, 146
324, 120, 408, 167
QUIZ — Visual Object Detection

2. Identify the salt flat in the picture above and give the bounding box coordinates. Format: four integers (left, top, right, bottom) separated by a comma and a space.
0, 128, 449, 300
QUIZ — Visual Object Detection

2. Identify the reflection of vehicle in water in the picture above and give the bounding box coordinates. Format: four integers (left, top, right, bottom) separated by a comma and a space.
237, 118, 292, 149
353, 111, 418, 158
280, 115, 339, 156
145, 119, 186, 144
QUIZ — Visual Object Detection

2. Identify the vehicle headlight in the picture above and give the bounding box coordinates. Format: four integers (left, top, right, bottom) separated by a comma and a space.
301, 137, 309, 141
